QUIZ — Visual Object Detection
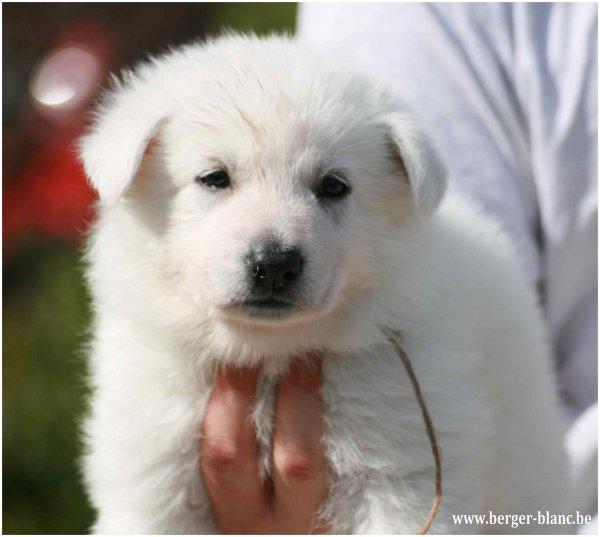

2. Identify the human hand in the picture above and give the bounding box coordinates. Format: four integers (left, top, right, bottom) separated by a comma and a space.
201, 357, 328, 534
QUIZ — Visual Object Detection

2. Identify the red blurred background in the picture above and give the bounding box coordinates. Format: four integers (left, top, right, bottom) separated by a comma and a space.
4, 3, 230, 253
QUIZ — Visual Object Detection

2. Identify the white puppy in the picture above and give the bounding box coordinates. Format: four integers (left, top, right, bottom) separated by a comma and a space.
80, 34, 569, 534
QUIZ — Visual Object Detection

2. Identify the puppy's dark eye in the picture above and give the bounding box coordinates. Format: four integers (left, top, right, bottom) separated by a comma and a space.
316, 174, 350, 200
196, 170, 230, 189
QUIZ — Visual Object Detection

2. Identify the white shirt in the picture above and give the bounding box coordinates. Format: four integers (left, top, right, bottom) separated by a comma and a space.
299, 1, 597, 526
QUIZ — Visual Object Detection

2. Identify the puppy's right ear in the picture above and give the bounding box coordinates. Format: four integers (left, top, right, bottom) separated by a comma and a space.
79, 79, 168, 202
384, 112, 447, 216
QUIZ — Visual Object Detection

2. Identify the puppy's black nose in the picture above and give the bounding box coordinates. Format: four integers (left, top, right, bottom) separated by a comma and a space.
247, 242, 304, 294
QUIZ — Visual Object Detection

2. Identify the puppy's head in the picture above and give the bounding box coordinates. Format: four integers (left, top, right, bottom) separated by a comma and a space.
81, 36, 446, 353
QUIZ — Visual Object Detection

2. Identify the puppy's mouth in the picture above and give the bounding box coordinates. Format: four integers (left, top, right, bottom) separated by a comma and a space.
216, 273, 346, 326
225, 298, 297, 320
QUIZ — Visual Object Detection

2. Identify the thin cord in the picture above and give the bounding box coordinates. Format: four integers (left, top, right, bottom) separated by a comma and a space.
385, 330, 442, 534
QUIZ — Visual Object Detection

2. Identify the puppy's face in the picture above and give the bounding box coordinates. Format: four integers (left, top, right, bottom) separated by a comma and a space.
82, 37, 446, 338
159, 107, 388, 327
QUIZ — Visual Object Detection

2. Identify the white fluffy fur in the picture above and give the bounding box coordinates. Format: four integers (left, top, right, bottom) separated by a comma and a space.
80, 34, 569, 534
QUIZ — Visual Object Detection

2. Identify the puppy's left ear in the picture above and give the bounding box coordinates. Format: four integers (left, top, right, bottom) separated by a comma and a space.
79, 79, 168, 203
384, 112, 447, 216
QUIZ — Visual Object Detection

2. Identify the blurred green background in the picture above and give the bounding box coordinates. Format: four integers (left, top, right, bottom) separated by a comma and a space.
3, 3, 296, 533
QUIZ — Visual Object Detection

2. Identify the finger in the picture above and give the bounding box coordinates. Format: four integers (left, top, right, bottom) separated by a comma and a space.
200, 365, 267, 532
272, 356, 328, 533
